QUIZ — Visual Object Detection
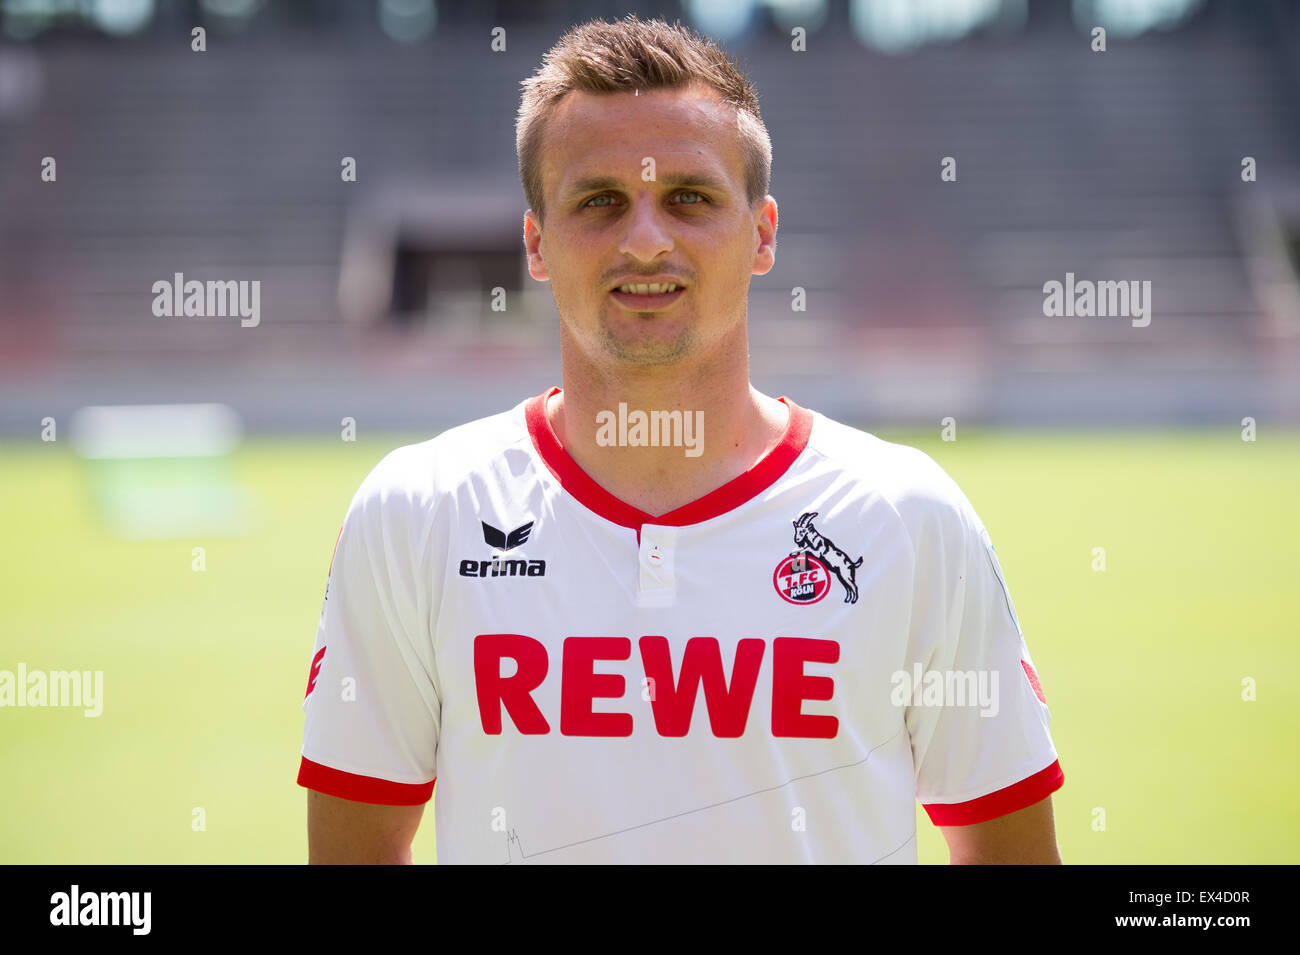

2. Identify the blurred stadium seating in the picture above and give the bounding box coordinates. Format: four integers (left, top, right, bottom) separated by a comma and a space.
0, 0, 1298, 430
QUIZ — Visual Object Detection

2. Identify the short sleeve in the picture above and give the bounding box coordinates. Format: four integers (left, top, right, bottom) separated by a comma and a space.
296, 455, 440, 805
906, 481, 1063, 826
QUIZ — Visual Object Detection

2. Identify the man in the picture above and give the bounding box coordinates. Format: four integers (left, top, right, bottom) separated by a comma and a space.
299, 14, 1063, 864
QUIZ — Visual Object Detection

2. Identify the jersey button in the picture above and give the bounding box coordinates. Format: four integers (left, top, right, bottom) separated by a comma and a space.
638, 524, 677, 596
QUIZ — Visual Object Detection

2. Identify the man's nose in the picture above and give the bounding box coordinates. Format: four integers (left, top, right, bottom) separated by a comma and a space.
618, 198, 674, 260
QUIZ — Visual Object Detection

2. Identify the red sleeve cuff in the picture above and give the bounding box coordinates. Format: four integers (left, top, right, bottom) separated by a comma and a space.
922, 759, 1064, 827
297, 756, 436, 806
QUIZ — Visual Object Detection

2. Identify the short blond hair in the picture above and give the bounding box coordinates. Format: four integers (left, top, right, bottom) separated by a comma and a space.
516, 14, 772, 223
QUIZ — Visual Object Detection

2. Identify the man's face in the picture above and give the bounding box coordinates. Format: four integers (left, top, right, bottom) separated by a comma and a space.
524, 84, 776, 368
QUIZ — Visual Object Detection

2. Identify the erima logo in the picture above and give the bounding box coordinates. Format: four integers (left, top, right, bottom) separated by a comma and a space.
482, 520, 533, 550
460, 519, 546, 578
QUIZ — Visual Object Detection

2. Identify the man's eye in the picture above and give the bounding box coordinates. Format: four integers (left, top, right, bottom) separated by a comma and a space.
583, 191, 708, 209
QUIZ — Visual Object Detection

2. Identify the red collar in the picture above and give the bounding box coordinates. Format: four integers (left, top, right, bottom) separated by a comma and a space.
524, 387, 813, 531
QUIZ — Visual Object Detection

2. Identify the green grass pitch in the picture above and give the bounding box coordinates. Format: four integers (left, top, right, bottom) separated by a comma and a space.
1, 428, 1297, 863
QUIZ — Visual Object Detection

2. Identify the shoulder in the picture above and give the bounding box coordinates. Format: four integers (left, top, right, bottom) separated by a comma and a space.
800, 408, 981, 546
804, 411, 974, 517
346, 398, 533, 525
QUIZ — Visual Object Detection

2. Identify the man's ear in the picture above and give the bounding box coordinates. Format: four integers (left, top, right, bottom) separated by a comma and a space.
524, 209, 549, 282
752, 195, 777, 277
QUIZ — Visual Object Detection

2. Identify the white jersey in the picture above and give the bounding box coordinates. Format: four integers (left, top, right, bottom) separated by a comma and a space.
298, 387, 1063, 863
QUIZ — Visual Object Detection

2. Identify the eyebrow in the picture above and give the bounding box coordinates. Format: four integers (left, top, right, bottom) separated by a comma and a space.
561, 172, 731, 200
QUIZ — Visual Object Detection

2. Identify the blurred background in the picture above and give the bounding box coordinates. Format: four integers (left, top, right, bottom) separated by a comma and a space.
2, 0, 1299, 429
1, 0, 1298, 865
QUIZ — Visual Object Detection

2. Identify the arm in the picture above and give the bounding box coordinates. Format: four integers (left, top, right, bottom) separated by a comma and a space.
307, 790, 426, 865
939, 794, 1061, 865
298, 449, 442, 864
903, 457, 1065, 862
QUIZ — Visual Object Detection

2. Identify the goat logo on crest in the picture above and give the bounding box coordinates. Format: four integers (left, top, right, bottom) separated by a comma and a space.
773, 511, 863, 605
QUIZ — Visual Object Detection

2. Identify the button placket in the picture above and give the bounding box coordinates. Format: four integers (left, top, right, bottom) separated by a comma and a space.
637, 524, 678, 600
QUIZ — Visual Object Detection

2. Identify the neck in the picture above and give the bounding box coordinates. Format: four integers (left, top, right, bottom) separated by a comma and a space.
548, 336, 789, 518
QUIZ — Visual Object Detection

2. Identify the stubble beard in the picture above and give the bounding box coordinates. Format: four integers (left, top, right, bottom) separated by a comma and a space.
596, 310, 697, 367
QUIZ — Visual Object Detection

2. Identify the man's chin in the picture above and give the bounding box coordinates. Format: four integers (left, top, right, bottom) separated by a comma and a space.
601, 342, 693, 367
598, 318, 694, 366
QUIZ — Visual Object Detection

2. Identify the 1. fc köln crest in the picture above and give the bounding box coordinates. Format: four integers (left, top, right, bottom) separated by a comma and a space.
773, 511, 863, 605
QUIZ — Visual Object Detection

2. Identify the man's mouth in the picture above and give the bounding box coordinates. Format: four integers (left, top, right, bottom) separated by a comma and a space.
609, 282, 686, 309
612, 282, 681, 295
